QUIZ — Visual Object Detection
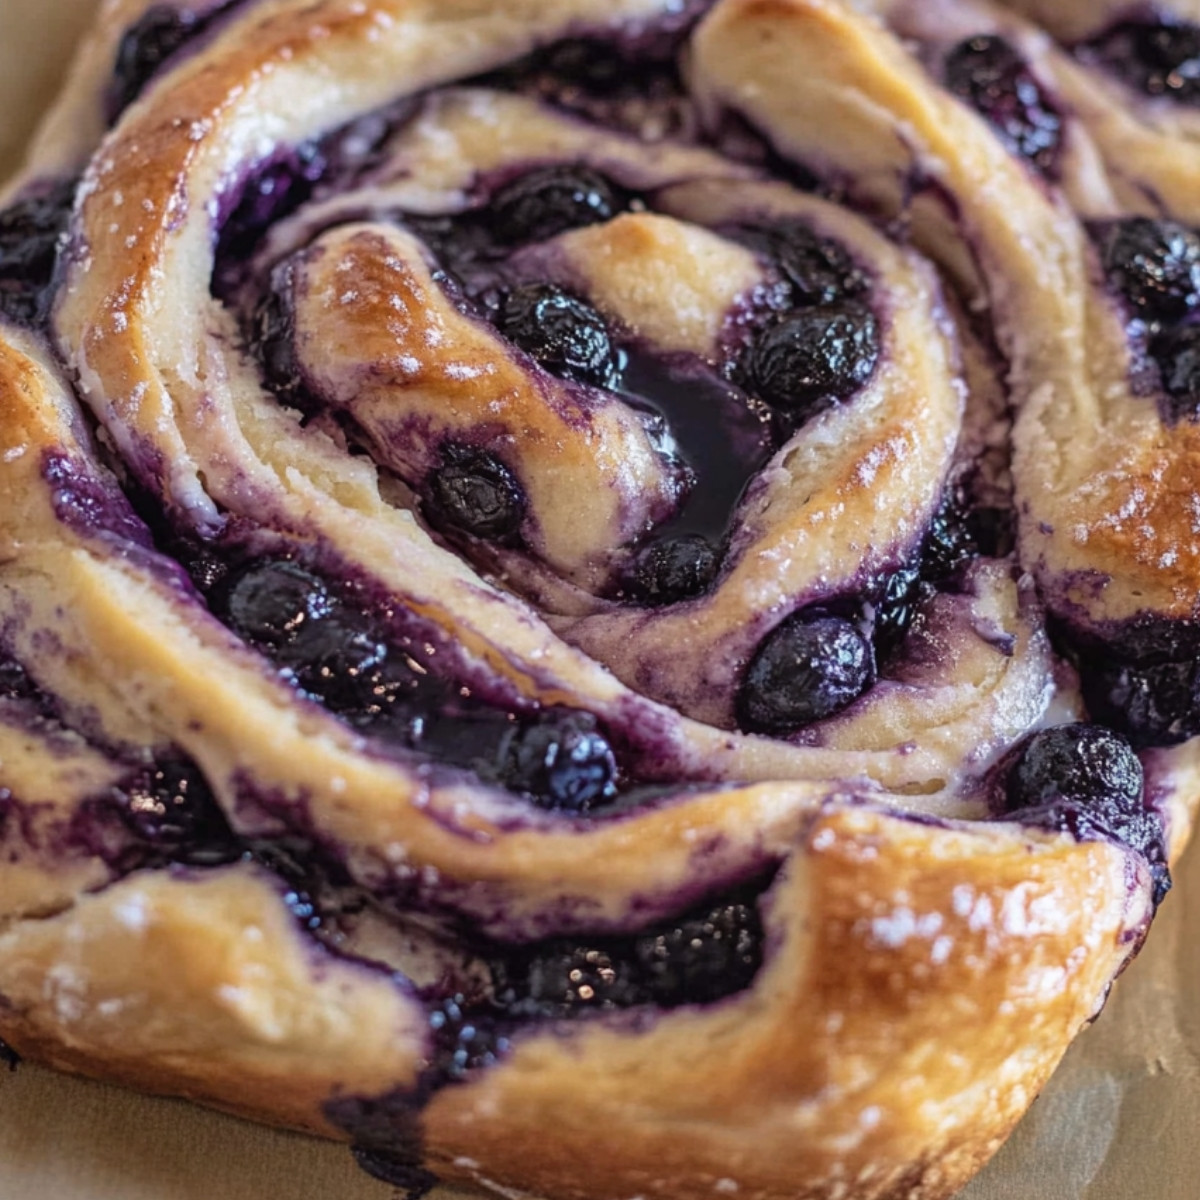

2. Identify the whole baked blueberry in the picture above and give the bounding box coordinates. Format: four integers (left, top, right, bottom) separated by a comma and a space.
742, 303, 879, 417
1005, 723, 1143, 812
500, 711, 618, 813
629, 534, 719, 605
491, 166, 620, 244
250, 269, 307, 405
499, 284, 618, 388
1151, 321, 1200, 421
1100, 217, 1200, 323
218, 560, 332, 645
738, 615, 874, 734
634, 899, 762, 1006
428, 447, 526, 542
944, 34, 1062, 172
769, 222, 866, 307
1003, 723, 1168, 902
921, 491, 978, 581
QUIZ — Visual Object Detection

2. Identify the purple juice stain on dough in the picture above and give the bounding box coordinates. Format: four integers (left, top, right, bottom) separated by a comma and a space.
943, 34, 1063, 176
0, 179, 77, 328
41, 451, 157, 552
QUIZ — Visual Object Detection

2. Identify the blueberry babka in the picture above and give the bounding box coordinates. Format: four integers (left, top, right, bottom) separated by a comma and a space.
2, 2, 1199, 1198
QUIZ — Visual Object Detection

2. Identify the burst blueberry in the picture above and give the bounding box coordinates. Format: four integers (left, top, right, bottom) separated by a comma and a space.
630, 534, 719, 605
944, 34, 1062, 173
769, 222, 865, 307
738, 615, 874, 734
1100, 217, 1200, 323
490, 166, 620, 244
1081, 655, 1200, 749
500, 711, 618, 813
117, 759, 238, 865
499, 284, 618, 388
250, 268, 307, 405
742, 303, 879, 418
428, 447, 525, 542
218, 559, 332, 645
284, 617, 389, 711
1111, 21, 1200, 103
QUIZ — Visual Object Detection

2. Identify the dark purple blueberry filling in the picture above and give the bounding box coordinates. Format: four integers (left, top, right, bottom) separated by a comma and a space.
0, 1039, 19, 1072
0, 180, 76, 327
217, 559, 334, 645
1087, 19, 1200, 106
111, 758, 241, 867
212, 145, 326, 299
351, 1150, 438, 1200
1098, 217, 1200, 325
488, 881, 766, 1018
498, 283, 620, 388
325, 1091, 438, 1200
107, 5, 232, 123
490, 166, 623, 245
498, 711, 618, 814
1150, 320, 1200, 422
943, 34, 1063, 175
1001, 723, 1168, 903
247, 262, 311, 408
737, 614, 874, 735
1082, 653, 1200, 750
762, 220, 868, 308
426, 445, 526, 543
627, 533, 720, 605
740, 302, 880, 419
617, 352, 776, 547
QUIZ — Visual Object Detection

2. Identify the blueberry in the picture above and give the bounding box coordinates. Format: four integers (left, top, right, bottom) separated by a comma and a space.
738, 615, 874, 734
428, 446, 525, 542
1081, 655, 1200, 749
217, 560, 332, 645
629, 533, 719, 605
0, 1039, 19, 1072
741, 303, 879, 417
499, 284, 618, 388
944, 34, 1062, 173
490, 166, 620, 244
1151, 321, 1200, 421
0, 181, 75, 325
283, 617, 389, 711
500, 711, 618, 813
1006, 724, 1143, 811
0, 660, 33, 701
921, 490, 978, 581
109, 7, 202, 119
1003, 724, 1168, 904
873, 565, 924, 660
428, 994, 511, 1082
516, 944, 645, 1011
634, 899, 762, 1006
1126, 21, 1200, 103
117, 759, 238, 865
769, 222, 865, 307
1100, 217, 1200, 323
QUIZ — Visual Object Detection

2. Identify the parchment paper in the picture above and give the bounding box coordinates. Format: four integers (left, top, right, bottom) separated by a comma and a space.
1, 4, 1197, 1197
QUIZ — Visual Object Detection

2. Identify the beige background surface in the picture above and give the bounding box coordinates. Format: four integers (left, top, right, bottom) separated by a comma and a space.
0, 3, 1197, 1197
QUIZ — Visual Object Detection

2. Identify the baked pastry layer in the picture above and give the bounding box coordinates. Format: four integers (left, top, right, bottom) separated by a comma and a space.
2, 2, 1199, 1198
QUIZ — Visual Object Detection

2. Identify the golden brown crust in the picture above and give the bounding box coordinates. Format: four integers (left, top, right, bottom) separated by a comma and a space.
0, 2, 1198, 1199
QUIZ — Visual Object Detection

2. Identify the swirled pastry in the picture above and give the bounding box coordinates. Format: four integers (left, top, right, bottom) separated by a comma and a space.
1, 2, 1198, 1199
